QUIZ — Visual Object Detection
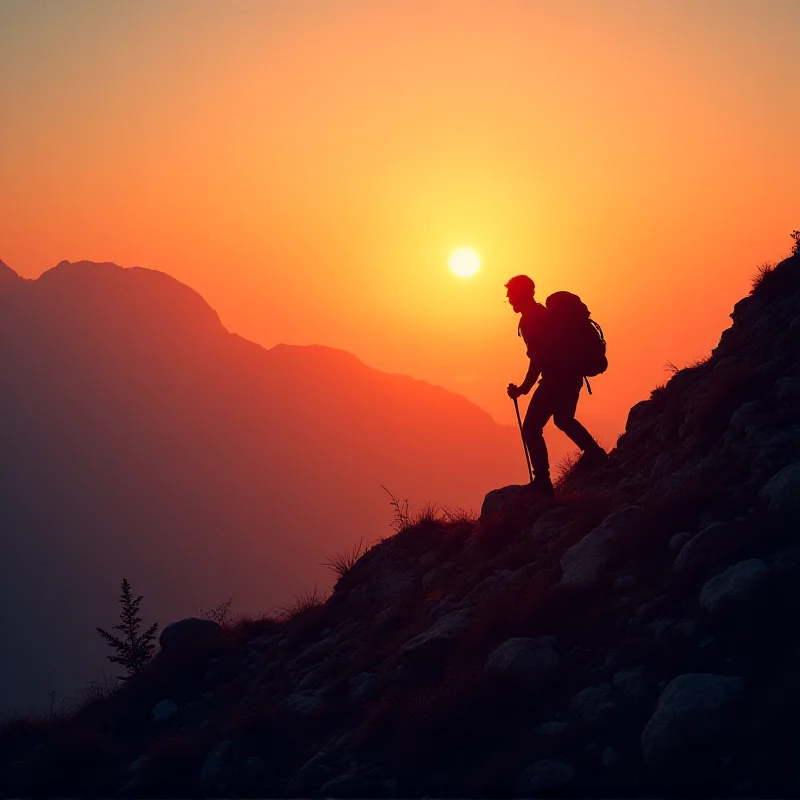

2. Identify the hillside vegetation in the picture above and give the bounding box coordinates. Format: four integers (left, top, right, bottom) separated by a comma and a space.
2, 247, 800, 798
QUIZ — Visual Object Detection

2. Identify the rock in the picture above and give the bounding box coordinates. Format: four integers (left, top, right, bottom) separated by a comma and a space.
151, 699, 179, 723
159, 617, 224, 655
484, 637, 562, 690
673, 519, 750, 572
349, 672, 378, 703
281, 690, 324, 715
199, 740, 237, 794
318, 772, 374, 798
669, 532, 692, 553
612, 666, 652, 707
398, 610, 471, 665
560, 505, 646, 588
602, 746, 621, 769
641, 673, 745, 768
760, 461, 800, 513
480, 484, 531, 526
529, 506, 569, 542
241, 756, 266, 781
516, 759, 576, 797
569, 683, 618, 729
288, 751, 333, 796
699, 559, 769, 618
535, 720, 569, 738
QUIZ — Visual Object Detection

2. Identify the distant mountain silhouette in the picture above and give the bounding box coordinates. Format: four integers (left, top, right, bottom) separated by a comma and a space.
0, 260, 521, 719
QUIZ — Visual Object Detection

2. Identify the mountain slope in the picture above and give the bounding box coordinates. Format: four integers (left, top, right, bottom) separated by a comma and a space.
0, 260, 522, 720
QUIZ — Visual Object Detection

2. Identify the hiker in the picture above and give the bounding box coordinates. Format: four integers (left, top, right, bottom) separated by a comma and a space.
505, 274, 607, 497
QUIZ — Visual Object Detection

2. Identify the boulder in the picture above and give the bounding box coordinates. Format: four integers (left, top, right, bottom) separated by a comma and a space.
398, 610, 470, 665
484, 637, 562, 690
480, 484, 530, 526
568, 683, 618, 729
151, 699, 179, 723
560, 505, 645, 588
760, 461, 800, 513
673, 519, 750, 573
516, 759, 576, 797
159, 617, 224, 655
199, 740, 237, 794
612, 666, 653, 707
641, 673, 745, 768
529, 506, 569, 543
281, 690, 324, 715
698, 559, 769, 618
349, 672, 378, 703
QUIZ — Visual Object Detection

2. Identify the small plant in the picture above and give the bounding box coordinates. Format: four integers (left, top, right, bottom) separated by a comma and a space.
277, 586, 326, 622
96, 578, 159, 680
201, 594, 235, 628
750, 261, 776, 292
554, 449, 581, 486
322, 539, 364, 579
381, 485, 412, 532
791, 229, 799, 256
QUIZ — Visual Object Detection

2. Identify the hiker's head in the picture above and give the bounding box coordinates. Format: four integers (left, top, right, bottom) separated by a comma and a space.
505, 274, 536, 313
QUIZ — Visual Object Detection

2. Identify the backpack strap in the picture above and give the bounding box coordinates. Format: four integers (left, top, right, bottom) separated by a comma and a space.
584, 376, 593, 395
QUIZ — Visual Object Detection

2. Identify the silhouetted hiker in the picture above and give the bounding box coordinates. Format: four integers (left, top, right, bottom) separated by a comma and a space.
506, 274, 607, 497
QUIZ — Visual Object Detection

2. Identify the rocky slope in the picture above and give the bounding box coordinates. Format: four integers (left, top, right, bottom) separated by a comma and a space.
1, 250, 799, 798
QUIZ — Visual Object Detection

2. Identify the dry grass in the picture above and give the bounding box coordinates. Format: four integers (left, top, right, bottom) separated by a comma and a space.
554, 448, 581, 486
276, 586, 327, 622
322, 538, 365, 579
200, 594, 235, 628
750, 261, 776, 293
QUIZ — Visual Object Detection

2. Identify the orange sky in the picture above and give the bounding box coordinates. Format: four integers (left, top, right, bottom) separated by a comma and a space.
2, 0, 798, 447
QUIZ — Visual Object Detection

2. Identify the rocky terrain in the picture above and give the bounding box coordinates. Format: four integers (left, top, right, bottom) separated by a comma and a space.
1, 247, 799, 797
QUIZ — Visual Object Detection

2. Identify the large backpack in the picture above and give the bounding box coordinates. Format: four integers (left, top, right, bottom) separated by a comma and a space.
544, 291, 608, 379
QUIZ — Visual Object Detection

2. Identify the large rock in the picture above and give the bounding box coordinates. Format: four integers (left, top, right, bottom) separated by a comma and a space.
151, 699, 179, 723
159, 617, 224, 655
760, 461, 800, 513
699, 559, 769, 618
641, 673, 745, 768
516, 759, 576, 797
199, 740, 237, 794
673, 519, 750, 573
398, 610, 471, 665
484, 637, 562, 690
569, 683, 618, 729
560, 505, 645, 588
480, 485, 531, 526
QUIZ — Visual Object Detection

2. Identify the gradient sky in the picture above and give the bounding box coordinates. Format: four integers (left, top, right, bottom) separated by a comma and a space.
2, 0, 798, 444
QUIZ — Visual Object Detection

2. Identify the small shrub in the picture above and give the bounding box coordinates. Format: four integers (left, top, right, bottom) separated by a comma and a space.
382, 485, 412, 532
277, 586, 326, 622
791, 229, 799, 256
96, 578, 158, 680
750, 261, 776, 293
200, 594, 235, 628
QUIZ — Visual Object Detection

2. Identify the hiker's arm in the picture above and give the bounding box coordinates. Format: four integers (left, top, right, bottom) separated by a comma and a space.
508, 360, 541, 398
518, 359, 541, 394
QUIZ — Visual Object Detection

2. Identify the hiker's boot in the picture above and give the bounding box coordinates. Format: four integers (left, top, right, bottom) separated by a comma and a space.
574, 444, 608, 473
529, 474, 555, 500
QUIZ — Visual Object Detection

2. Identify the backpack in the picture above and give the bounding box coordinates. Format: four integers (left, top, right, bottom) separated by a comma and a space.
544, 291, 608, 378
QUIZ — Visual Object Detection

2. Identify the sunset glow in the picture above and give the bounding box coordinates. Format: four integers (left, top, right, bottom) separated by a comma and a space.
449, 248, 480, 278
1, 0, 798, 444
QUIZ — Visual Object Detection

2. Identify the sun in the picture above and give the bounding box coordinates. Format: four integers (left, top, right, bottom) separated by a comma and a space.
449, 247, 480, 278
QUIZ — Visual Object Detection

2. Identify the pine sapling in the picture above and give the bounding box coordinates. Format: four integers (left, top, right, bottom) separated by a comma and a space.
96, 577, 159, 679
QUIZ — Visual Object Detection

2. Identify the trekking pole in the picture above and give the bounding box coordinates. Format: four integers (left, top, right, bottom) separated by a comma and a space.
512, 396, 534, 483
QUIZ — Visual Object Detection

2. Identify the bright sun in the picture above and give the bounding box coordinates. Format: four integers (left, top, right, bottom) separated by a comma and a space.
449, 247, 480, 278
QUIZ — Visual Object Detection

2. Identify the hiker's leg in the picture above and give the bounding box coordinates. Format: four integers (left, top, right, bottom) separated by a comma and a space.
523, 381, 556, 478
552, 377, 603, 452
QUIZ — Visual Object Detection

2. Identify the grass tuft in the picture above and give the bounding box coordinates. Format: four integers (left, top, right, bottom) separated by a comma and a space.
322, 538, 365, 579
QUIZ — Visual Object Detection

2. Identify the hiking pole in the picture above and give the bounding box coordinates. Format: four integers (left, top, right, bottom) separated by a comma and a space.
512, 395, 534, 483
